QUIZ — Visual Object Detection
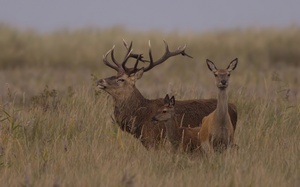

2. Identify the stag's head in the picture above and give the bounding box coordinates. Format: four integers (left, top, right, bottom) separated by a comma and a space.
97, 40, 145, 98
206, 58, 238, 90
97, 40, 192, 99
152, 94, 175, 122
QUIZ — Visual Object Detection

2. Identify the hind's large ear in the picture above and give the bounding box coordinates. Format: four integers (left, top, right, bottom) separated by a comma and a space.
227, 58, 238, 72
206, 59, 217, 73
164, 94, 170, 104
169, 96, 175, 107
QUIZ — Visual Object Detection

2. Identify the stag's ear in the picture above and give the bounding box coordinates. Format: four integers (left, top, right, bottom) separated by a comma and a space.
164, 94, 170, 104
206, 59, 217, 73
169, 96, 175, 107
133, 68, 144, 80
227, 58, 238, 72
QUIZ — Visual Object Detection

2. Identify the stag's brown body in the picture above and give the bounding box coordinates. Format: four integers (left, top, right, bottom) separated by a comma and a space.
97, 40, 238, 149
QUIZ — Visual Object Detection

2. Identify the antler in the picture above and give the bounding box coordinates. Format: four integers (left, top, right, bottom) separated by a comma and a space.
102, 40, 147, 74
143, 40, 192, 72
103, 40, 192, 74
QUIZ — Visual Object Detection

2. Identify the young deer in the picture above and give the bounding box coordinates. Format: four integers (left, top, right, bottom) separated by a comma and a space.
97, 40, 238, 149
152, 95, 201, 153
200, 58, 238, 153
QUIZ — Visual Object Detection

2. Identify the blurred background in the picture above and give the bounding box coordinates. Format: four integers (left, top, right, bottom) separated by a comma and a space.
0, 0, 299, 103
1, 0, 300, 33
1, 2, 300, 186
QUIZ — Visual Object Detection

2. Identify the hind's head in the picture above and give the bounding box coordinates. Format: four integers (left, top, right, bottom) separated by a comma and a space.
206, 58, 238, 90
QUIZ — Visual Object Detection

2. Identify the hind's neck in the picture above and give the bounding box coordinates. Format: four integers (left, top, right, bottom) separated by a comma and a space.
215, 88, 229, 124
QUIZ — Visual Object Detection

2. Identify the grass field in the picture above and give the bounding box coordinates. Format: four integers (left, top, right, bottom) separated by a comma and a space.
0, 24, 299, 186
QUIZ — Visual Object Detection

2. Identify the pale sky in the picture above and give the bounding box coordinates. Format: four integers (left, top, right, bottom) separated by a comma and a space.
0, 0, 299, 32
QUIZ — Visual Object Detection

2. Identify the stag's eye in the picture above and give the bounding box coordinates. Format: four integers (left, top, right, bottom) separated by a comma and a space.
228, 74, 231, 77
117, 78, 125, 82
214, 74, 218, 77
162, 110, 167, 113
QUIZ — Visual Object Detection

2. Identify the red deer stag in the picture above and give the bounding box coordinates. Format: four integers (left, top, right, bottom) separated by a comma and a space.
200, 58, 238, 153
97, 40, 238, 149
152, 94, 201, 153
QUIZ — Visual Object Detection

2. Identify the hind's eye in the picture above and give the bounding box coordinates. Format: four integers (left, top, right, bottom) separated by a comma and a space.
214, 74, 218, 77
163, 110, 167, 113
228, 74, 231, 77
117, 79, 125, 82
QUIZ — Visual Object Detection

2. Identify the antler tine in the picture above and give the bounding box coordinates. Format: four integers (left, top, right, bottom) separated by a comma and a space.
123, 41, 133, 60
121, 39, 149, 74
128, 54, 144, 74
143, 40, 192, 72
163, 40, 170, 53
121, 40, 133, 71
177, 44, 193, 59
122, 39, 132, 50
163, 40, 193, 59
102, 41, 146, 74
123, 39, 149, 63
133, 55, 140, 70
148, 40, 154, 66
110, 47, 122, 68
102, 46, 120, 71
122, 48, 134, 71
102, 40, 152, 74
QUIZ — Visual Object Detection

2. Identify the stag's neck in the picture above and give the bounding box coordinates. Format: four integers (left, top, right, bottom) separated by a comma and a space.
114, 87, 148, 108
113, 87, 149, 125
113, 87, 150, 135
164, 113, 182, 145
216, 88, 229, 124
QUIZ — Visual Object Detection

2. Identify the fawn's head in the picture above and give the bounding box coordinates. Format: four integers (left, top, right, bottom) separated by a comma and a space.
206, 58, 238, 90
152, 94, 175, 122
97, 40, 192, 99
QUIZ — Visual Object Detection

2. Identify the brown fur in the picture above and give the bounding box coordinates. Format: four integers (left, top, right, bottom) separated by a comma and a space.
199, 58, 238, 152
97, 43, 238, 149
152, 95, 202, 152
98, 73, 237, 149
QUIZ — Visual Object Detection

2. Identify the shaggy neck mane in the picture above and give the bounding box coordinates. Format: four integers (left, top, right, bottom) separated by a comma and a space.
113, 87, 151, 135
114, 87, 146, 107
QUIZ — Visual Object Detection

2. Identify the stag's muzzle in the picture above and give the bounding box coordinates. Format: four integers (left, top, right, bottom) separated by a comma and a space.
97, 79, 106, 89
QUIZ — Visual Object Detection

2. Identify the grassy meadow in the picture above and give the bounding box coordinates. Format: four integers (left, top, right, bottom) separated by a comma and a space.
0, 23, 299, 186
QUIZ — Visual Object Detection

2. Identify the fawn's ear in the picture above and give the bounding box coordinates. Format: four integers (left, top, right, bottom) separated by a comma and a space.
227, 58, 238, 72
206, 59, 218, 73
164, 94, 170, 104
169, 96, 175, 107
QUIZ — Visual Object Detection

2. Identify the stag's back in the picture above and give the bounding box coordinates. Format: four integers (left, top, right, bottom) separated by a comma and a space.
174, 99, 237, 129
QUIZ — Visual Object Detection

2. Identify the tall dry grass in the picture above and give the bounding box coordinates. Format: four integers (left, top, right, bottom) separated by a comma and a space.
0, 24, 299, 186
